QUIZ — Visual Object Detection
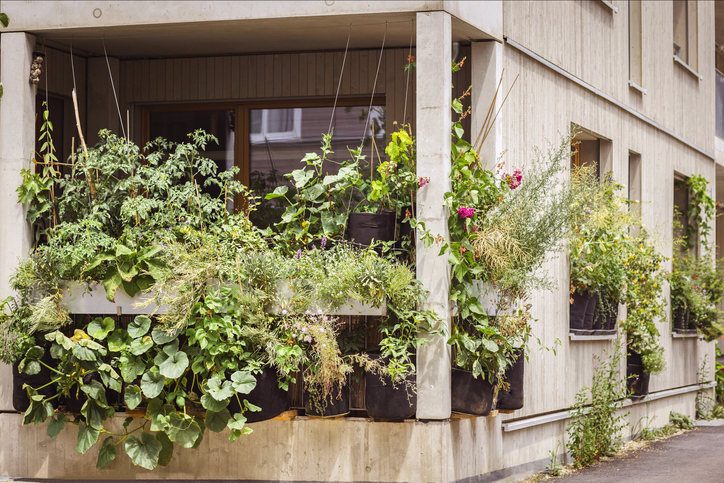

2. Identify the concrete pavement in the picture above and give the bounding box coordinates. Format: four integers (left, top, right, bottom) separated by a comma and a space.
550, 425, 724, 482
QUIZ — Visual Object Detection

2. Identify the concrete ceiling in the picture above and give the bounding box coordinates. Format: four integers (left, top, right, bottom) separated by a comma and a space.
31, 13, 485, 59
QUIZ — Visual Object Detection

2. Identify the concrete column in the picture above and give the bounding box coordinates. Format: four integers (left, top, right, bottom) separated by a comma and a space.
0, 32, 37, 411
471, 40, 503, 170
86, 56, 121, 146
415, 11, 452, 420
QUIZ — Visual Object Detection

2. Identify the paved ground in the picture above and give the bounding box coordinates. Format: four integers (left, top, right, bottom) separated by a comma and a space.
550, 424, 724, 482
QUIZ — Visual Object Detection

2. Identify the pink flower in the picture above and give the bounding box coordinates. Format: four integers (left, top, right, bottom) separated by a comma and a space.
458, 207, 474, 218
507, 169, 522, 190
419, 176, 430, 187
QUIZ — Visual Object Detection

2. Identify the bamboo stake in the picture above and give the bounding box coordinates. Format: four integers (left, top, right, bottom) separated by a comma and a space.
72, 88, 96, 198
473, 69, 505, 153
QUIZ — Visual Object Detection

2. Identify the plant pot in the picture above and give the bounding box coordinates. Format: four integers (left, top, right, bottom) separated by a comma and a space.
582, 292, 598, 335
570, 291, 591, 335
627, 351, 650, 400
451, 368, 498, 416
347, 211, 396, 247
303, 383, 350, 418
673, 307, 693, 333
602, 298, 619, 333
496, 351, 524, 411
12, 351, 58, 412
364, 354, 416, 420
228, 366, 290, 423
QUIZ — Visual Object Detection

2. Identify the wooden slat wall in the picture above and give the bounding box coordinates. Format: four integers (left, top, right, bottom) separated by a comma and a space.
117, 47, 471, 146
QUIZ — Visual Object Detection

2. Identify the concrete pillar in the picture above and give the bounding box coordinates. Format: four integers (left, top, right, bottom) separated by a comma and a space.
415, 11, 452, 420
86, 56, 122, 146
471, 40, 503, 169
0, 32, 37, 411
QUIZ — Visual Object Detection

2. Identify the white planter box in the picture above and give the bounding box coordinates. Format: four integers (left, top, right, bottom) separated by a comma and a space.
61, 281, 165, 315
274, 281, 386, 317
61, 281, 386, 317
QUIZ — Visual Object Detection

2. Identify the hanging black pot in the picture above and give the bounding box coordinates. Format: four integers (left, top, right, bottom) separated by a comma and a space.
451, 368, 498, 416
365, 354, 416, 420
497, 351, 524, 411
570, 291, 591, 335
581, 292, 598, 335
672, 306, 692, 333
347, 211, 396, 247
228, 366, 290, 423
627, 351, 650, 400
303, 383, 350, 418
12, 351, 57, 412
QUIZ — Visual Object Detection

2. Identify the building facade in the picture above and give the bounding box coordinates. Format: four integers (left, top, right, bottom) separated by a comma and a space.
0, 1, 719, 482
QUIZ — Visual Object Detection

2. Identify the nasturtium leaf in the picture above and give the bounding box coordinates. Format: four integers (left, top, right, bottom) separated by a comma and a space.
191, 417, 205, 449
76, 421, 101, 454
141, 370, 166, 399
155, 431, 174, 467
200, 394, 229, 412
205, 408, 231, 433
230, 371, 256, 394
165, 413, 201, 449
108, 329, 131, 352
124, 385, 142, 410
205, 378, 234, 402
151, 328, 180, 345
130, 336, 153, 356
87, 317, 115, 340
96, 436, 117, 469
120, 356, 146, 383
22, 399, 52, 425
47, 413, 66, 439
82, 398, 113, 430
128, 316, 151, 338
243, 399, 262, 412
81, 380, 107, 402
227, 412, 247, 430
125, 432, 162, 470
156, 350, 188, 380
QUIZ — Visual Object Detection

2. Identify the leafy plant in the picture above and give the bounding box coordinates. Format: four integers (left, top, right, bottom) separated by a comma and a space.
566, 345, 629, 468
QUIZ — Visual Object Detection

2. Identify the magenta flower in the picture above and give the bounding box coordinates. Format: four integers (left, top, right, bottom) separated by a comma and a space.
458, 207, 474, 218
507, 168, 522, 189
419, 176, 430, 187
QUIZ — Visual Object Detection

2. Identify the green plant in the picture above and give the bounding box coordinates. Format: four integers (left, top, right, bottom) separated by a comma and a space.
669, 411, 694, 430
679, 175, 716, 252
566, 345, 629, 468
545, 442, 565, 476
716, 346, 724, 405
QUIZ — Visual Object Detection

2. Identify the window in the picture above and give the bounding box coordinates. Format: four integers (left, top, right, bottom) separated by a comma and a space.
673, 173, 695, 255
144, 100, 385, 227
628, 0, 644, 91
571, 128, 612, 179
673, 0, 698, 71
628, 152, 642, 232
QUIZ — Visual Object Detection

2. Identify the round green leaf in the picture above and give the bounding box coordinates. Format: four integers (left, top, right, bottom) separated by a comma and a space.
141, 371, 166, 399
130, 336, 153, 356
76, 422, 100, 455
230, 371, 256, 394
88, 317, 115, 340
157, 351, 188, 380
96, 436, 117, 469
200, 394, 229, 412
205, 378, 234, 402
152, 328, 180, 345
165, 413, 201, 449
125, 432, 161, 470
205, 408, 231, 433
128, 316, 151, 339
124, 385, 142, 410
107, 329, 131, 352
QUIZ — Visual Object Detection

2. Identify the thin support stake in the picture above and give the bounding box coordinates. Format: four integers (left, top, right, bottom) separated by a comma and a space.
402, 19, 414, 126
103, 36, 127, 140
327, 25, 352, 136
360, 22, 387, 150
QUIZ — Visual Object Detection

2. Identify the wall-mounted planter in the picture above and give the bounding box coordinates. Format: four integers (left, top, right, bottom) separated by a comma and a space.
496, 350, 524, 411
626, 351, 650, 400
303, 383, 350, 418
451, 368, 497, 416
62, 281, 165, 315
364, 354, 416, 420
672, 307, 696, 334
274, 281, 387, 317
228, 366, 290, 423
570, 290, 597, 335
347, 211, 396, 248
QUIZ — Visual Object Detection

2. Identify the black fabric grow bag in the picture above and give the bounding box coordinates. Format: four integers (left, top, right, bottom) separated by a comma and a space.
496, 351, 524, 411
582, 292, 598, 334
303, 383, 350, 418
365, 354, 416, 420
12, 352, 57, 412
347, 211, 396, 247
673, 307, 693, 333
228, 366, 290, 423
451, 368, 497, 416
627, 351, 650, 400
570, 291, 591, 334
